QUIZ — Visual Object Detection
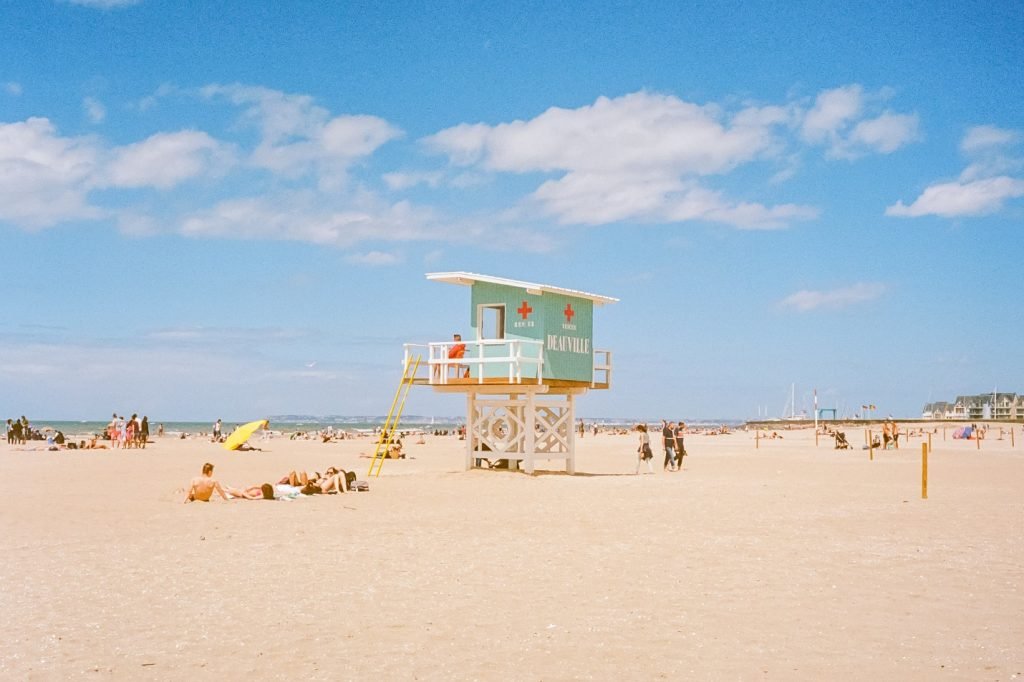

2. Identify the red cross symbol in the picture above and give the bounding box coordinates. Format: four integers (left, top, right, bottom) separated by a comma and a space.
517, 300, 533, 320
564, 303, 575, 323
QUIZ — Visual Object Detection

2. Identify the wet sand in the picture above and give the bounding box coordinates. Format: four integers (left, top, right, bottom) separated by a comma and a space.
2, 426, 1022, 680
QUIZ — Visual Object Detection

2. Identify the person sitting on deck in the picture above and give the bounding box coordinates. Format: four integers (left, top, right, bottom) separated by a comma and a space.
448, 333, 469, 378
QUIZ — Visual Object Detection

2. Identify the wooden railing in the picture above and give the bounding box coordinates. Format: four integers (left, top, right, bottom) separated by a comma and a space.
402, 341, 613, 387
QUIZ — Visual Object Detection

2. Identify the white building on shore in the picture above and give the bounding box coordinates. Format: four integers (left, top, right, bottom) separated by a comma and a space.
922, 393, 1024, 421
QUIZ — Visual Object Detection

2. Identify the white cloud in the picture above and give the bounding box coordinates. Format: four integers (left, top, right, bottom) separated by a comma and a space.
425, 91, 814, 229
67, 0, 141, 8
0, 117, 235, 227
961, 125, 1021, 154
844, 112, 920, 156
885, 176, 1024, 218
422, 248, 444, 264
800, 85, 918, 158
532, 172, 817, 229
382, 170, 443, 190
801, 85, 864, 143
888, 125, 1023, 219
4, 82, 22, 96
0, 117, 102, 227
178, 192, 439, 247
345, 250, 402, 266
958, 125, 1024, 181
134, 83, 177, 112
83, 96, 106, 123
202, 84, 401, 187
176, 189, 555, 253
105, 130, 233, 189
427, 91, 782, 176
144, 326, 309, 344
780, 282, 886, 312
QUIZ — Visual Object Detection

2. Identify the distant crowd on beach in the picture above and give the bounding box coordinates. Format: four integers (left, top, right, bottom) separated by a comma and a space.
5, 415, 84, 449
105, 413, 151, 449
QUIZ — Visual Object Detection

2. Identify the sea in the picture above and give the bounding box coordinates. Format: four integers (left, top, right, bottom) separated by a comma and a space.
19, 416, 747, 438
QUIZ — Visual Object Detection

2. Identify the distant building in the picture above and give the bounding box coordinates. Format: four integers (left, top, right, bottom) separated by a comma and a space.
922, 393, 1024, 420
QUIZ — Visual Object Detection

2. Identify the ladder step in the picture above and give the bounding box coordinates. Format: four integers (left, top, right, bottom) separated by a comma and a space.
368, 354, 421, 477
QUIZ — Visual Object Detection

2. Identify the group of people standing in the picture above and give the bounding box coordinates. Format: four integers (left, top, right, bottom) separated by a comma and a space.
5, 416, 32, 444
634, 420, 687, 474
107, 413, 150, 448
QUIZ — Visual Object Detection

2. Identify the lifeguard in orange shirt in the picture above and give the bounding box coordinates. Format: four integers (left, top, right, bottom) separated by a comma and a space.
448, 333, 468, 378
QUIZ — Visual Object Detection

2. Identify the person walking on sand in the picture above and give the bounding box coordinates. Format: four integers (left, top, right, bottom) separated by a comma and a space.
139, 416, 150, 449
674, 421, 687, 470
118, 415, 126, 448
661, 420, 677, 471
635, 423, 654, 474
213, 419, 222, 442
125, 414, 136, 449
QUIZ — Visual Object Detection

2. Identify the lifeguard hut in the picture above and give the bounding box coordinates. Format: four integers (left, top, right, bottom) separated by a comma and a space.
371, 272, 616, 475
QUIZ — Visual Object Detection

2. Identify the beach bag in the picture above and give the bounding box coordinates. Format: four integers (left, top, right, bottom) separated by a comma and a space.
352, 480, 370, 492
641, 443, 653, 461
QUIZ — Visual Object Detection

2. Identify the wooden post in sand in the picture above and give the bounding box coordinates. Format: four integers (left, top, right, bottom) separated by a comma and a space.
869, 430, 874, 461
1012, 428, 1015, 448
921, 443, 928, 499
815, 429, 819, 447
976, 429, 981, 450
756, 430, 760, 449
927, 432, 932, 454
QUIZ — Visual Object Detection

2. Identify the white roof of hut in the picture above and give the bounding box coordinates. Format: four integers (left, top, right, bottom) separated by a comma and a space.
426, 272, 618, 306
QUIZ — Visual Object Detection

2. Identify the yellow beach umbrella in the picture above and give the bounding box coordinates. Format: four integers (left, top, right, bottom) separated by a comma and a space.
222, 420, 268, 451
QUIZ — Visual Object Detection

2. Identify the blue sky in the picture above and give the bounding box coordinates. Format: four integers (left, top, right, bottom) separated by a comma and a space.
1, 0, 1022, 421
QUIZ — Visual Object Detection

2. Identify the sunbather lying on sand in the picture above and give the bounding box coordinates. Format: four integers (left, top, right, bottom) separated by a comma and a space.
223, 485, 266, 500
278, 468, 350, 493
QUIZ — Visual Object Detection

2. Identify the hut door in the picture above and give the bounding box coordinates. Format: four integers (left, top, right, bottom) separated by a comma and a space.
476, 304, 505, 380
478, 304, 505, 340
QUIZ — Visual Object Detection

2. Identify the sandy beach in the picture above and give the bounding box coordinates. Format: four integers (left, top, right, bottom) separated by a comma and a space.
2, 425, 1022, 680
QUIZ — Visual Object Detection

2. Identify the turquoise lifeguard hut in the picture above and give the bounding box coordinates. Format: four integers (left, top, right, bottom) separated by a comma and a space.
390, 272, 617, 475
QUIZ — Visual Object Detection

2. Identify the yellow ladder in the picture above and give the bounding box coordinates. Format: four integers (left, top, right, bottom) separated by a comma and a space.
368, 354, 422, 477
